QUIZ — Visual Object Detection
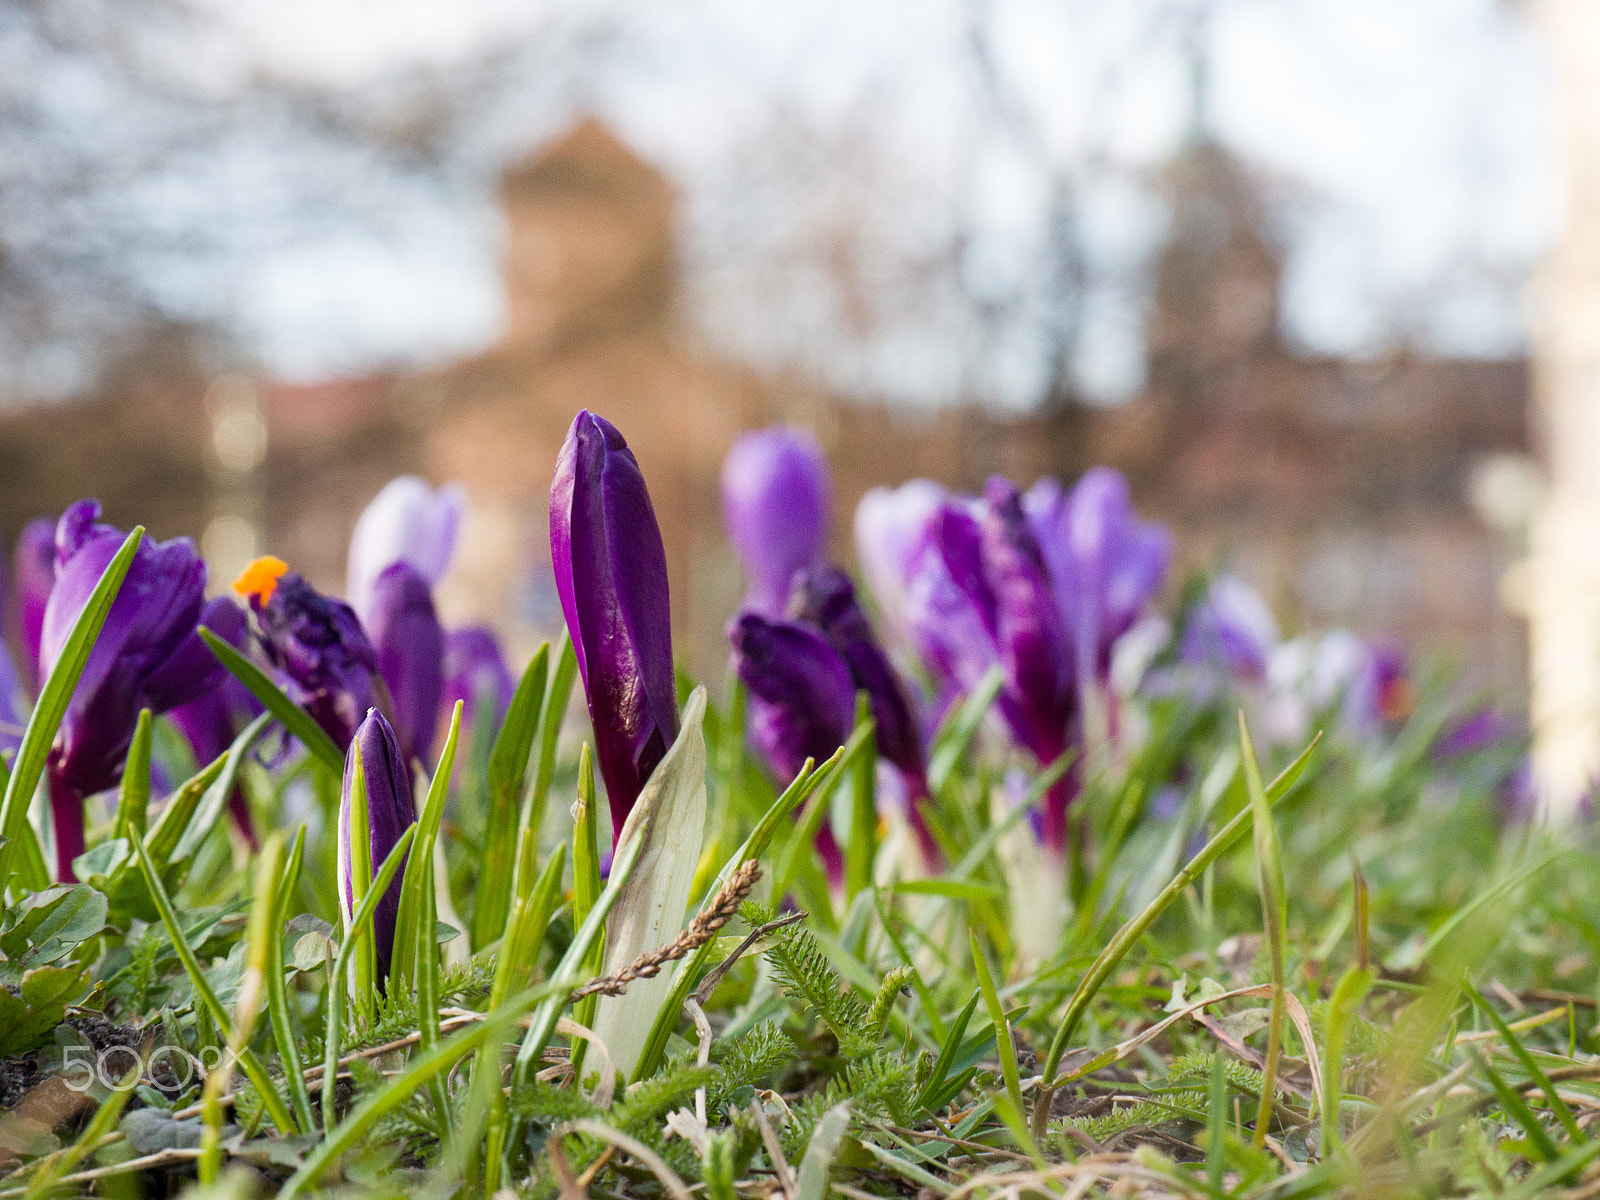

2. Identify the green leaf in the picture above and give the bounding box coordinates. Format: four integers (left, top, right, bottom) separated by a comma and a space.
169, 710, 273, 864
114, 708, 153, 837
1239, 713, 1288, 1149
473, 642, 549, 950
0, 885, 107, 967
0, 965, 87, 1054
524, 629, 578, 849
844, 692, 877, 902
199, 628, 344, 772
0, 525, 142, 895
916, 989, 980, 1114
797, 1101, 852, 1200
392, 701, 463, 990
927, 665, 1004, 794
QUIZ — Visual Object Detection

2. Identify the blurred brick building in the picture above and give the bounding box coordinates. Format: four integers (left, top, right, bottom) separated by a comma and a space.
0, 121, 1531, 692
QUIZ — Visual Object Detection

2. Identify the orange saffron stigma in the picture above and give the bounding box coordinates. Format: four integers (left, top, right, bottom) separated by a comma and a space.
233, 556, 290, 604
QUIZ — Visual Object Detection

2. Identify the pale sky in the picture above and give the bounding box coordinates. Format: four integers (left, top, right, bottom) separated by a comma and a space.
0, 0, 1558, 407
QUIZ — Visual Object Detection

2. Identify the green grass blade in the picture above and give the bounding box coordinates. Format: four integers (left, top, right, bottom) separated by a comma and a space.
199, 628, 344, 772
1478, 1050, 1559, 1163
1239, 713, 1288, 1148
525, 629, 577, 846
473, 641, 549, 951
392, 700, 463, 989
269, 825, 316, 1133
1466, 982, 1585, 1144
320, 822, 418, 1134
0, 525, 142, 893
970, 932, 1027, 1137
927, 665, 1004, 793
569, 742, 602, 1079
168, 710, 273, 864
114, 709, 152, 837
1320, 965, 1373, 1160
845, 692, 877, 902
916, 989, 980, 1114
1037, 732, 1322, 1095
129, 829, 297, 1134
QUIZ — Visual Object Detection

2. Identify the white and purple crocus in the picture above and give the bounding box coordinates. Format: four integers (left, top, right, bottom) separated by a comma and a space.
550, 410, 681, 848
856, 468, 1169, 856
40, 501, 224, 880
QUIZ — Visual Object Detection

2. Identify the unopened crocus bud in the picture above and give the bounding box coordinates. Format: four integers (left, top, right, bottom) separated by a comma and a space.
1024, 468, 1170, 689
338, 709, 416, 982
721, 427, 831, 616
234, 557, 379, 752
365, 562, 443, 765
13, 517, 55, 695
442, 625, 514, 733
789, 564, 940, 865
729, 612, 855, 883
346, 476, 465, 627
166, 596, 265, 846
550, 411, 680, 845
41, 501, 222, 879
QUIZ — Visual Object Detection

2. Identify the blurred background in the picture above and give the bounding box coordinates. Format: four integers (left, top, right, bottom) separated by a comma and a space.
2, 0, 1596, 801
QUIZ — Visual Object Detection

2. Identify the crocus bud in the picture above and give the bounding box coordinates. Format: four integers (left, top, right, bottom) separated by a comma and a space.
365, 562, 443, 765
729, 612, 855, 882
1433, 706, 1517, 761
346, 476, 465, 626
550, 411, 680, 844
13, 517, 55, 695
721, 427, 831, 616
442, 625, 513, 732
41, 501, 222, 880
1179, 574, 1278, 684
166, 596, 265, 846
789, 564, 940, 864
1024, 468, 1170, 689
234, 557, 379, 752
338, 709, 417, 982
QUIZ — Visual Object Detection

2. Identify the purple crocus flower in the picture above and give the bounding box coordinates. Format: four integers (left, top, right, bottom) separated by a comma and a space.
41, 501, 222, 880
789, 564, 940, 865
1341, 639, 1412, 735
13, 517, 56, 695
1179, 574, 1278, 684
346, 476, 465, 627
234, 557, 380, 753
1023, 468, 1170, 690
442, 625, 514, 732
0, 640, 21, 758
166, 597, 265, 848
550, 410, 680, 847
721, 427, 831, 617
729, 612, 856, 884
338, 708, 417, 983
365, 562, 444, 765
1433, 706, 1519, 761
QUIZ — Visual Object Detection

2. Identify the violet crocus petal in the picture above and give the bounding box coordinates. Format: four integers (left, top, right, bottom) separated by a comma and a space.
790, 564, 929, 796
550, 410, 680, 842
442, 625, 514, 730
853, 480, 947, 653
1179, 574, 1278, 684
248, 572, 378, 751
1433, 706, 1519, 760
721, 427, 831, 616
338, 709, 417, 983
346, 476, 466, 625
41, 501, 214, 802
730, 612, 857, 787
366, 562, 444, 765
0, 641, 21, 757
13, 517, 55, 694
905, 500, 1003, 698
1024, 468, 1171, 687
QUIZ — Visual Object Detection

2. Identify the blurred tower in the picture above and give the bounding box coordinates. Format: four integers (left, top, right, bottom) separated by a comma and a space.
1529, 0, 1600, 819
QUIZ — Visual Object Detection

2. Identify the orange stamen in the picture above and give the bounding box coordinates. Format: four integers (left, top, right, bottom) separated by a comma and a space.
233, 556, 290, 604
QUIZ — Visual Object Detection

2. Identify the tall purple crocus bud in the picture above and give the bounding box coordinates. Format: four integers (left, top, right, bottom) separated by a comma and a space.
721, 427, 831, 616
339, 709, 416, 983
346, 476, 465, 627
730, 612, 855, 884
234, 557, 380, 752
789, 564, 940, 866
1433, 706, 1518, 761
13, 517, 56, 695
41, 501, 222, 880
166, 597, 265, 848
550, 411, 681, 846
442, 625, 514, 733
1179, 574, 1278, 684
365, 562, 444, 765
1024, 468, 1170, 691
